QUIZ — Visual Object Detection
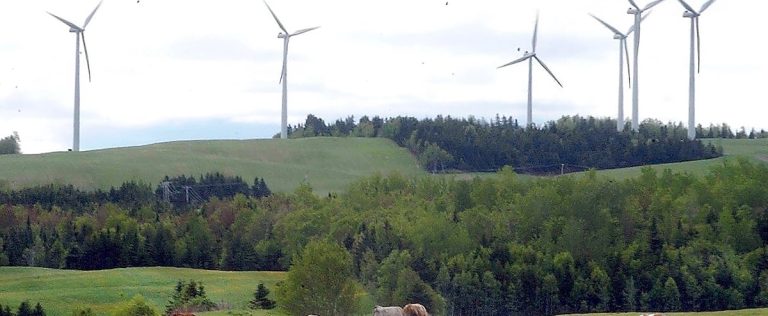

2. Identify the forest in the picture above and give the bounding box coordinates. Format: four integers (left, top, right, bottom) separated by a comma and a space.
1, 159, 768, 315
284, 114, 768, 173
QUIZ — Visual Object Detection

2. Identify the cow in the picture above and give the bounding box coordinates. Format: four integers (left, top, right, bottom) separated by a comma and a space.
403, 303, 428, 316
373, 305, 404, 316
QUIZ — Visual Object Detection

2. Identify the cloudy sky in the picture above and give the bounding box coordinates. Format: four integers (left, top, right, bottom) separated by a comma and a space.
0, 0, 764, 154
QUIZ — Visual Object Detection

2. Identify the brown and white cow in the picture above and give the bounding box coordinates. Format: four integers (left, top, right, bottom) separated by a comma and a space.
403, 303, 428, 316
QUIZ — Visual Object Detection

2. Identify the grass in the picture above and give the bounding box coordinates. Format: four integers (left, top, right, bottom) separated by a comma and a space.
560, 309, 768, 316
0, 137, 425, 196
0, 137, 764, 197
0, 267, 285, 315
0, 267, 380, 316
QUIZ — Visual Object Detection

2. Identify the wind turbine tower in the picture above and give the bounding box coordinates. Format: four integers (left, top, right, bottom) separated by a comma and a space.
589, 13, 648, 132
678, 0, 717, 140
498, 13, 563, 128
626, 0, 665, 131
264, 1, 320, 139
48, 0, 103, 152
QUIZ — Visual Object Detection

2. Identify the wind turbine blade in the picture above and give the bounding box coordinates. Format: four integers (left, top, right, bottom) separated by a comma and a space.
48, 12, 82, 31
624, 40, 631, 87
291, 26, 320, 36
643, 0, 666, 12
264, 1, 288, 34
532, 12, 539, 53
696, 17, 701, 73
83, 0, 103, 28
497, 55, 532, 69
533, 55, 563, 88
700, 0, 716, 13
589, 13, 623, 36
279, 38, 288, 84
628, 10, 652, 35
677, 0, 697, 14
82, 33, 92, 82
628, 0, 640, 10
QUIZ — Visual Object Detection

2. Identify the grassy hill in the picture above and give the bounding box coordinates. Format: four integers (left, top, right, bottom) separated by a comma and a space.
0, 137, 764, 196
0, 267, 286, 315
0, 137, 425, 195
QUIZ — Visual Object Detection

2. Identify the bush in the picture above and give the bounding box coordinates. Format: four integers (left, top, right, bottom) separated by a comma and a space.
113, 295, 158, 316
164, 280, 216, 314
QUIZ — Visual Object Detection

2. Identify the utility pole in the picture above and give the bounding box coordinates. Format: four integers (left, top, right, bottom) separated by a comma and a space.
161, 181, 171, 203
182, 185, 191, 204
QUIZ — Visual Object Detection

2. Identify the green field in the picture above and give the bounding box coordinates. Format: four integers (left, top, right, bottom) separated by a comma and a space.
0, 137, 764, 197
0, 267, 285, 315
0, 137, 425, 195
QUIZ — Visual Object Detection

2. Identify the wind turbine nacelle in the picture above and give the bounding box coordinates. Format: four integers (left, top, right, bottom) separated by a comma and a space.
69, 28, 79, 33
683, 11, 696, 18
613, 34, 623, 40
277, 33, 286, 38
627, 8, 639, 14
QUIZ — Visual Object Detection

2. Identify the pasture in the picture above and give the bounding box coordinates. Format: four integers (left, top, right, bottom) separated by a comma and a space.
0, 267, 284, 315
0, 137, 425, 195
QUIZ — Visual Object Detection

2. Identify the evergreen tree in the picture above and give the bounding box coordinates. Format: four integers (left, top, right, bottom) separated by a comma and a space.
0, 304, 11, 316
248, 283, 277, 310
30, 303, 44, 316
16, 301, 31, 316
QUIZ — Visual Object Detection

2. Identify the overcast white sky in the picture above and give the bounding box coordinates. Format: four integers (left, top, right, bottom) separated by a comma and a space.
0, 0, 765, 154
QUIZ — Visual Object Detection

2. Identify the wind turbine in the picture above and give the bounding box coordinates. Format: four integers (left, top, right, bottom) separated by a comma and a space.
498, 13, 563, 128
264, 1, 320, 140
678, 0, 716, 140
626, 0, 665, 131
589, 13, 648, 132
48, 0, 102, 152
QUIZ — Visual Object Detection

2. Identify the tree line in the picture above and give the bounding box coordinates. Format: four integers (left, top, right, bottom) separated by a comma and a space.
2, 159, 768, 314
0, 172, 271, 212
285, 114, 725, 173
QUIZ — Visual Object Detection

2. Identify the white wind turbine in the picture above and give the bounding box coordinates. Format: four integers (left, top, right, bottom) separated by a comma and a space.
264, 1, 320, 140
48, 0, 103, 152
678, 0, 717, 140
589, 13, 648, 132
627, 0, 665, 131
498, 13, 563, 128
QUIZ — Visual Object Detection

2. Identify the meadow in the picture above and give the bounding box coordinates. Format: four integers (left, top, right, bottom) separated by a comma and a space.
0, 137, 425, 196
0, 267, 284, 315
0, 137, 764, 196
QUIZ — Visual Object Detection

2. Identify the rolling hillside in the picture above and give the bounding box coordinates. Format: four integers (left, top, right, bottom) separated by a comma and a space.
0, 137, 764, 196
0, 267, 285, 315
0, 137, 425, 195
